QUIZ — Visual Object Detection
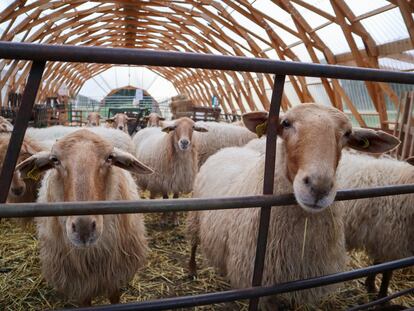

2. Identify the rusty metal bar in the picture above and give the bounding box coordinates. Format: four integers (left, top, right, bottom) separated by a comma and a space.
0, 42, 414, 311
249, 74, 285, 311
1, 42, 414, 84
58, 256, 414, 311
0, 61, 45, 203
347, 287, 414, 311
1, 184, 414, 218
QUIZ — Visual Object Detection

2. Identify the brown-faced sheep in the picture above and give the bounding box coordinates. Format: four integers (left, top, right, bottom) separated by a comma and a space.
187, 104, 399, 310
132, 117, 208, 225
107, 113, 131, 133
0, 134, 45, 205
86, 112, 101, 127
146, 112, 165, 127
16, 129, 153, 306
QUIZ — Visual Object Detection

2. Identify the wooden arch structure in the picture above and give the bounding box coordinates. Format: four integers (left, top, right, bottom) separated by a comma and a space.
0, 0, 413, 128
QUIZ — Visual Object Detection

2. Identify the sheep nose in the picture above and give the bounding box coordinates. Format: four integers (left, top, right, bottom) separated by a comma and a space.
180, 139, 190, 148
303, 175, 333, 202
71, 218, 97, 245
92, 122, 97, 126
118, 126, 123, 130
11, 186, 24, 196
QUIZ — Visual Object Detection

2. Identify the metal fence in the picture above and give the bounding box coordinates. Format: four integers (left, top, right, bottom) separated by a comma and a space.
1, 41, 414, 311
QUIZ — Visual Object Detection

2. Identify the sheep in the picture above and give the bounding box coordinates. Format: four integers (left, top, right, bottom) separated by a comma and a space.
16, 129, 153, 306
27, 126, 134, 154
133, 117, 208, 225
0, 116, 13, 132
244, 136, 267, 151
0, 133, 45, 205
193, 121, 257, 167
86, 112, 101, 127
187, 104, 399, 310
106, 113, 131, 133
145, 112, 165, 127
337, 151, 414, 298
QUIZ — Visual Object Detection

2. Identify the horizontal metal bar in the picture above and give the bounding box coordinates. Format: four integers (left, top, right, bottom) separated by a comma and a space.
347, 287, 414, 311
1, 184, 414, 218
59, 257, 414, 311
1, 42, 414, 84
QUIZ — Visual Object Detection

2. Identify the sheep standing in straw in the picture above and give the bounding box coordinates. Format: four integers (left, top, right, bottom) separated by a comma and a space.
133, 117, 208, 225
187, 104, 399, 310
338, 151, 414, 298
16, 130, 153, 306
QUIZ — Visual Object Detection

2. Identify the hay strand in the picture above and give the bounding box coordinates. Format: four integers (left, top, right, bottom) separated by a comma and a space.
1, 213, 413, 310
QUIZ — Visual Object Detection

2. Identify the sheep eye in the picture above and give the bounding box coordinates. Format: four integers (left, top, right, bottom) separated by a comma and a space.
50, 155, 60, 165
281, 119, 291, 129
344, 130, 351, 138
106, 154, 114, 162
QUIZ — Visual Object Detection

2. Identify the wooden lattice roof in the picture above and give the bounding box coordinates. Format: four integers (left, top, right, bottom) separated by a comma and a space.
0, 0, 413, 128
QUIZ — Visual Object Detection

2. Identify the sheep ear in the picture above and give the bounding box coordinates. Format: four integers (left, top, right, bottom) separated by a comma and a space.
242, 111, 269, 137
347, 128, 400, 154
193, 125, 208, 132
162, 125, 177, 133
406, 157, 414, 166
110, 148, 153, 175
16, 151, 53, 180
159, 117, 166, 121
20, 141, 39, 157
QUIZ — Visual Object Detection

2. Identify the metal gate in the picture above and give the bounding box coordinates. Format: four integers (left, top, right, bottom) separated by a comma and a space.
1, 41, 414, 311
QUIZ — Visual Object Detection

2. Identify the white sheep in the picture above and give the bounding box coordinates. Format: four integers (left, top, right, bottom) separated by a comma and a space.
133, 117, 208, 225
187, 104, 399, 310
337, 151, 414, 298
194, 121, 256, 167
27, 126, 134, 154
16, 129, 153, 306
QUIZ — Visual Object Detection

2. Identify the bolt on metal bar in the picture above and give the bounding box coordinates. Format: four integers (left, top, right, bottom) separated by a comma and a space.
1, 42, 414, 84
249, 74, 285, 311
58, 256, 414, 311
1, 184, 414, 218
0, 61, 46, 203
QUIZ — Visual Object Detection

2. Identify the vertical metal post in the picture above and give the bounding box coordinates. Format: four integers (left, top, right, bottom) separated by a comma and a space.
0, 61, 46, 203
248, 74, 286, 311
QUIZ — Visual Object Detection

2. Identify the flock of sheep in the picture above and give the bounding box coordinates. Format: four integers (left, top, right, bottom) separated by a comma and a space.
0, 103, 412, 310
